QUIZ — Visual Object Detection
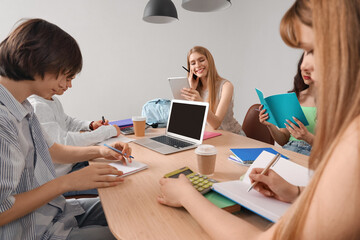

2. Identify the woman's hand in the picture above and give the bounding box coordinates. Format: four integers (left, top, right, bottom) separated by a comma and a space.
181, 88, 202, 101
258, 105, 273, 127
157, 174, 197, 207
99, 141, 132, 165
249, 168, 299, 203
61, 164, 124, 192
188, 69, 199, 89
285, 117, 314, 145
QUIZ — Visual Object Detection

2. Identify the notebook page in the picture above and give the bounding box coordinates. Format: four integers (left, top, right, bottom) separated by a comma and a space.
242, 151, 310, 186
109, 161, 148, 177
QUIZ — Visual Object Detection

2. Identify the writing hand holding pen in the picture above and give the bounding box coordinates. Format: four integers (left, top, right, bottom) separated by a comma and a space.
91, 116, 109, 130
104, 143, 134, 166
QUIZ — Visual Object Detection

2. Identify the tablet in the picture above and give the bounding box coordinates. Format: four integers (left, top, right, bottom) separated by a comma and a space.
168, 77, 190, 100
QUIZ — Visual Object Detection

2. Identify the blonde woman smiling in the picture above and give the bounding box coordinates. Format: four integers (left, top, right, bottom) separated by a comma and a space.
181, 46, 245, 135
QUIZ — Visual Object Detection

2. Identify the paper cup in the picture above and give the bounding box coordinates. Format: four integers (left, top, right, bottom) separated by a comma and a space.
132, 116, 146, 137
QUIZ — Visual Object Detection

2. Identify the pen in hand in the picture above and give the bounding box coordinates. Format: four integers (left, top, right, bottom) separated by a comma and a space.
102, 116, 105, 124
182, 66, 197, 80
247, 153, 281, 192
104, 144, 134, 165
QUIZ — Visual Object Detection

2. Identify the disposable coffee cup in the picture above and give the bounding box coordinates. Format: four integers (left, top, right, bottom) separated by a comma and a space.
195, 144, 217, 176
132, 116, 146, 137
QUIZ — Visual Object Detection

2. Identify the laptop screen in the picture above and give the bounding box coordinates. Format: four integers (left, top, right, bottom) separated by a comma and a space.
167, 101, 207, 140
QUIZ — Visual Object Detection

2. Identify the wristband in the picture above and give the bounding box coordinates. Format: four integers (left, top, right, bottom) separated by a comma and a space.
89, 121, 94, 131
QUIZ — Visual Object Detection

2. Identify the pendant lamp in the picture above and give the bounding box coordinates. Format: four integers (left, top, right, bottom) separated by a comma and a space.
143, 0, 179, 24
182, 0, 231, 12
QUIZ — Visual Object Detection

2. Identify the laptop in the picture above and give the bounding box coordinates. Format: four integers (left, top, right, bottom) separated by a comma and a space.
134, 99, 209, 154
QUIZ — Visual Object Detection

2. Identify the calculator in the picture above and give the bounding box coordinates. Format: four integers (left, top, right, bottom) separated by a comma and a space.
120, 126, 134, 135
164, 167, 218, 195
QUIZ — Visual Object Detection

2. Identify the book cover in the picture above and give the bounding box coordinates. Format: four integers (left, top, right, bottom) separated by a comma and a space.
230, 148, 288, 162
255, 88, 308, 128
213, 151, 310, 222
109, 118, 133, 128
203, 131, 222, 140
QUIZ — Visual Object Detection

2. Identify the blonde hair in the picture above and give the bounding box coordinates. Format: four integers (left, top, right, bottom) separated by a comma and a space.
187, 46, 222, 113
275, 0, 360, 239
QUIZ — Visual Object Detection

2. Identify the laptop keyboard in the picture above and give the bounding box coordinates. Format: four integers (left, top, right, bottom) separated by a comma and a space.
151, 136, 193, 149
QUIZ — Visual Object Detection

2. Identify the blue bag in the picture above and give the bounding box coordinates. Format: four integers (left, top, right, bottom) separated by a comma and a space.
141, 98, 171, 128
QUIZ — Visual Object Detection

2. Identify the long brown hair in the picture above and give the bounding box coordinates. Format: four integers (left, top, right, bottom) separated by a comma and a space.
275, 0, 360, 239
187, 46, 223, 113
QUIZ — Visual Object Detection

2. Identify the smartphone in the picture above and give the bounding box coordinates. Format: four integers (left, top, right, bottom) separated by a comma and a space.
182, 66, 197, 80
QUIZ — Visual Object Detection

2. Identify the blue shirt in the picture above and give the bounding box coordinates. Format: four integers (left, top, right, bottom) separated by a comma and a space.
0, 85, 84, 240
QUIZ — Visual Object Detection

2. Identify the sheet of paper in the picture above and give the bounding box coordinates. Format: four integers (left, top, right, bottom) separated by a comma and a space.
242, 151, 310, 186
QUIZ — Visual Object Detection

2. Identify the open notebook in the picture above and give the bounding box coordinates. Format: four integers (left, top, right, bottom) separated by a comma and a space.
109, 161, 148, 177
212, 151, 310, 222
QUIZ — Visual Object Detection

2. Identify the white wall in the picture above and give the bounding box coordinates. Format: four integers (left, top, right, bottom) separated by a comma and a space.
0, 0, 302, 123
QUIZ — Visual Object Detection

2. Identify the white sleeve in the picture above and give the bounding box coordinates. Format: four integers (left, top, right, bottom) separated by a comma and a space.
52, 97, 90, 132
31, 97, 118, 146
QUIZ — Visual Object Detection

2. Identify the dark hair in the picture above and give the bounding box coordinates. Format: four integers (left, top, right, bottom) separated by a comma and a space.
288, 53, 308, 98
0, 18, 82, 81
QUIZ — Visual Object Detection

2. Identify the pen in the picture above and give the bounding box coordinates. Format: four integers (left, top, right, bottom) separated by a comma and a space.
247, 153, 281, 192
182, 66, 189, 72
182, 66, 197, 80
104, 143, 134, 160
102, 116, 105, 124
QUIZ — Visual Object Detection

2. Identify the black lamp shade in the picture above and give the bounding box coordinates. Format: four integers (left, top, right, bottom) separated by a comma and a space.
143, 0, 179, 24
182, 0, 231, 12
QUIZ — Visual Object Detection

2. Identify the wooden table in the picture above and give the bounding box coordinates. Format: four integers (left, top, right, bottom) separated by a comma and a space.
95, 128, 308, 240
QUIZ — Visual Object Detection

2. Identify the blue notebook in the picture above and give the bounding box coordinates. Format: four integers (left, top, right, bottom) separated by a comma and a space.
230, 148, 288, 163
255, 88, 308, 128
109, 118, 133, 128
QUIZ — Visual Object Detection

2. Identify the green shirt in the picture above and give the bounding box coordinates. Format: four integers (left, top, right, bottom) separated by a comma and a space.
289, 106, 317, 142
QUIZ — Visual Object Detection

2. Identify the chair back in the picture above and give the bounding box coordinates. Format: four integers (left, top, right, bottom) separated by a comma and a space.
242, 104, 274, 145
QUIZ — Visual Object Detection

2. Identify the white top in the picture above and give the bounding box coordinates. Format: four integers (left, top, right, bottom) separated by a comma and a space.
28, 95, 118, 177
201, 79, 245, 135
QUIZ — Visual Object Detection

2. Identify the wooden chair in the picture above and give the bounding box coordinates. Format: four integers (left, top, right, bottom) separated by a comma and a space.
242, 104, 274, 145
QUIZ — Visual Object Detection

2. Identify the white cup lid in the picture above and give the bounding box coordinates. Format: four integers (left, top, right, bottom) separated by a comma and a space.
132, 116, 146, 121
195, 144, 217, 155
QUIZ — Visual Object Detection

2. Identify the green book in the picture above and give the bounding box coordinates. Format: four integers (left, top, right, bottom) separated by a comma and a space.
205, 190, 241, 213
